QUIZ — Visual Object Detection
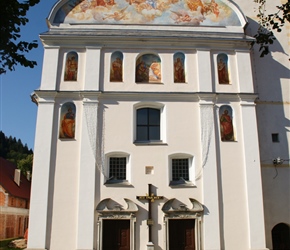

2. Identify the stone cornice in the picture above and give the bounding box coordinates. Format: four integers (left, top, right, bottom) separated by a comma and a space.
40, 29, 254, 49
31, 90, 258, 103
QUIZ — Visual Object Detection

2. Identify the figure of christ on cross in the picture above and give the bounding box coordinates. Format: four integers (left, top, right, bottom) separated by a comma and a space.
136, 184, 164, 244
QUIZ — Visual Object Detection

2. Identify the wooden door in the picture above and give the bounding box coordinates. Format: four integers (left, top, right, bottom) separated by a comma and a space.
103, 220, 130, 250
169, 219, 195, 250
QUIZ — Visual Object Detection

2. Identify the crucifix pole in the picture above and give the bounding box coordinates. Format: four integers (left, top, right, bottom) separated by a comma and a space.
148, 183, 152, 242
136, 184, 164, 249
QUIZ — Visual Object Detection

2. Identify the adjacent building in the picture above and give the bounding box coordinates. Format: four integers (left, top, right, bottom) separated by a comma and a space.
0, 157, 30, 240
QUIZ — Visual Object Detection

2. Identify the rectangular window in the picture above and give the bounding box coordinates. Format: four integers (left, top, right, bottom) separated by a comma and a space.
272, 133, 279, 142
172, 158, 189, 181
137, 108, 160, 141
109, 157, 126, 180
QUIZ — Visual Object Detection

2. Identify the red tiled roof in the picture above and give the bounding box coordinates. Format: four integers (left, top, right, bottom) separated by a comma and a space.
0, 157, 31, 200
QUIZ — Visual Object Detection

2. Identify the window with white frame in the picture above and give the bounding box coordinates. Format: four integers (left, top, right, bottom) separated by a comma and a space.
134, 103, 165, 143
105, 153, 130, 185
137, 108, 160, 141
169, 154, 194, 187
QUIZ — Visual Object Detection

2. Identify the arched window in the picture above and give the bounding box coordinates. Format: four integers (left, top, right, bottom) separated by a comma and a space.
110, 51, 123, 82
173, 52, 185, 83
59, 102, 76, 139
217, 53, 229, 84
219, 105, 234, 141
272, 223, 290, 250
136, 108, 160, 141
64, 51, 78, 81
136, 54, 161, 83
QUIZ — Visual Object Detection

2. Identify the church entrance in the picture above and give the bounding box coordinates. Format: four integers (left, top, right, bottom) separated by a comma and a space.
103, 220, 130, 250
169, 219, 195, 250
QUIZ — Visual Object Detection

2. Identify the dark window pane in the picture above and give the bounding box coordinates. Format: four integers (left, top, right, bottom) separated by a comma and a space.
136, 108, 160, 141
137, 126, 148, 141
149, 126, 160, 140
172, 158, 189, 181
109, 157, 126, 180
149, 109, 160, 125
137, 108, 148, 125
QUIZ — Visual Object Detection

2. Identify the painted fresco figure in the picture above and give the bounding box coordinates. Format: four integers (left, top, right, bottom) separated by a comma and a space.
136, 54, 161, 83
64, 52, 78, 81
60, 103, 76, 139
220, 108, 234, 141
217, 54, 229, 84
136, 61, 149, 82
110, 52, 123, 82
149, 61, 161, 81
174, 53, 185, 83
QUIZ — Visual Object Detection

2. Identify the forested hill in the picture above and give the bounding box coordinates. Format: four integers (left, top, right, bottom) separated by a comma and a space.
0, 131, 33, 174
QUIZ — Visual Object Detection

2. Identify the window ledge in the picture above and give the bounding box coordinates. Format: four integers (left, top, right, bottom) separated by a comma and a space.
104, 179, 133, 187
169, 179, 196, 188
134, 141, 167, 146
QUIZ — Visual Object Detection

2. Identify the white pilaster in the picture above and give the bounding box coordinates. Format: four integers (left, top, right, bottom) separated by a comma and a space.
236, 50, 254, 93
84, 46, 102, 90
76, 94, 99, 250
27, 92, 56, 250
40, 47, 60, 90
199, 94, 221, 250
197, 50, 213, 92
240, 96, 268, 250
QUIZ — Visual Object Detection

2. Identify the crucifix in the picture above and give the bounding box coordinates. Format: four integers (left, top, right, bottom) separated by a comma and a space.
136, 184, 164, 244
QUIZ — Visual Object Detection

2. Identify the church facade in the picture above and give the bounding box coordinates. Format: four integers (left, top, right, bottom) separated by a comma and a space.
27, 0, 289, 250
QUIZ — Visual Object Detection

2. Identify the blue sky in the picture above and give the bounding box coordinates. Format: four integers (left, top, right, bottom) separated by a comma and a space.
0, 1, 56, 150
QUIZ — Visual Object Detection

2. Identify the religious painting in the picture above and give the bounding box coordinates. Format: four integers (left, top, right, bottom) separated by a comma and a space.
217, 53, 230, 84
173, 52, 186, 83
219, 105, 234, 141
136, 54, 161, 83
54, 0, 241, 27
64, 51, 78, 81
110, 51, 123, 82
59, 102, 76, 139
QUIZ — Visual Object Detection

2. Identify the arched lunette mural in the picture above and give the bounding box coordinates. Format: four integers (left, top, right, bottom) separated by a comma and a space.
54, 0, 241, 26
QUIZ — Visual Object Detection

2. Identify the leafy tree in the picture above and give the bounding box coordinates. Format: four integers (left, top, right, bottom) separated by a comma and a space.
0, 0, 40, 74
0, 131, 33, 175
253, 0, 290, 57
18, 154, 33, 175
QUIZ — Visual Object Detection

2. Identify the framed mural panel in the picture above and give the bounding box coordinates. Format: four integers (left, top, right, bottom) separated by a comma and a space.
136, 54, 161, 83
59, 102, 76, 139
219, 105, 234, 141
174, 52, 186, 83
110, 51, 123, 82
64, 51, 78, 81
217, 53, 230, 84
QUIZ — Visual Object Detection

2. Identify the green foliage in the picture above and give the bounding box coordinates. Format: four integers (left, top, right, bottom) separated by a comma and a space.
252, 0, 290, 57
0, 0, 40, 74
0, 131, 33, 174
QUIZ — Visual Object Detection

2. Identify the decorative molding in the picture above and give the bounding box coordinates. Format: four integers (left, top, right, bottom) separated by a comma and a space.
162, 198, 203, 218
96, 198, 138, 218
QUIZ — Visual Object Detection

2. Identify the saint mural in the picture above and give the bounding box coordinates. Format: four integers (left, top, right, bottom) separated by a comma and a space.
59, 102, 76, 139
54, 0, 241, 26
217, 53, 229, 84
136, 54, 161, 83
64, 52, 78, 81
174, 52, 185, 83
219, 106, 234, 141
110, 51, 123, 82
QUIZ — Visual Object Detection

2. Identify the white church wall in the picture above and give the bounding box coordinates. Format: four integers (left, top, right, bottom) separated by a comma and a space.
27, 0, 290, 249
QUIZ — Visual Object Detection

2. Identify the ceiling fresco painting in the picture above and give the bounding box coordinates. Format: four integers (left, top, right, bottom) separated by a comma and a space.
54, 0, 241, 26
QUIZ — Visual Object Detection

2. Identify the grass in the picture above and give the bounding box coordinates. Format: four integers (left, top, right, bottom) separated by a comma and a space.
0, 238, 25, 250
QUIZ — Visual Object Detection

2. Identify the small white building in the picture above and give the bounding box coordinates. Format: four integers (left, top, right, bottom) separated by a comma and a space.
27, 0, 289, 250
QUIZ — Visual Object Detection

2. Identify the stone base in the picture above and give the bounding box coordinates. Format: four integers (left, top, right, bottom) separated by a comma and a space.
147, 241, 154, 250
